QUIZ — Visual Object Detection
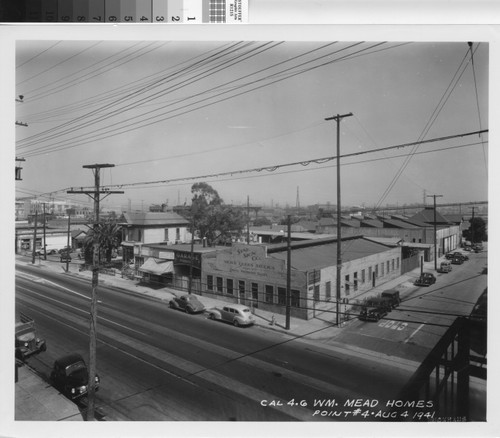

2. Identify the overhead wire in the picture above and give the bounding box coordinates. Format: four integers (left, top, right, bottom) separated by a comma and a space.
374, 44, 477, 209
19, 41, 397, 157
22, 41, 237, 122
468, 42, 488, 177
17, 41, 257, 150
16, 41, 62, 70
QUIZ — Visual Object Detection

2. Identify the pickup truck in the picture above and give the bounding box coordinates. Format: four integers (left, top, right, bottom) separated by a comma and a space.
15, 313, 47, 361
359, 306, 387, 322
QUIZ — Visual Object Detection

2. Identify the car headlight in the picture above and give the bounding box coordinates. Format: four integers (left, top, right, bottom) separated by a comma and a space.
78, 385, 87, 393
95, 376, 100, 383
24, 342, 28, 347
71, 388, 76, 394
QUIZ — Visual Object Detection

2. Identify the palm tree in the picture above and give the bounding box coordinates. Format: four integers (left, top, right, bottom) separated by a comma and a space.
83, 220, 122, 265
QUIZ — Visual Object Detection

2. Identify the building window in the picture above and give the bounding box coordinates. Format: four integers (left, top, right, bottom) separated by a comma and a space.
345, 275, 350, 296
361, 269, 366, 284
207, 275, 213, 291
278, 287, 286, 305
387, 261, 390, 273
368, 266, 372, 280
353, 272, 358, 292
226, 279, 234, 295
392, 259, 395, 271
381, 263, 384, 276
164, 228, 169, 241
238, 280, 245, 296
251, 283, 259, 308
314, 285, 320, 301
397, 257, 400, 269
325, 281, 332, 300
291, 290, 300, 308
176, 228, 180, 241
216, 277, 223, 293
265, 285, 274, 303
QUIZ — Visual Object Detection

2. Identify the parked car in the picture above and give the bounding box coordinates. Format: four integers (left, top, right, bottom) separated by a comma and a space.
60, 254, 72, 263
438, 260, 453, 273
15, 314, 47, 361
208, 304, 255, 327
445, 252, 455, 260
169, 294, 205, 314
414, 272, 436, 287
50, 353, 100, 400
359, 306, 387, 322
451, 256, 463, 265
453, 252, 469, 261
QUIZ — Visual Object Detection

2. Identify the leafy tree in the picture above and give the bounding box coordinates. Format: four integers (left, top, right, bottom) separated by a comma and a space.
83, 220, 122, 264
253, 217, 272, 227
466, 217, 488, 242
191, 182, 245, 246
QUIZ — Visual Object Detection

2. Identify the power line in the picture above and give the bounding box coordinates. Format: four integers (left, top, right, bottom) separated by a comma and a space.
77, 129, 486, 191
18, 42, 403, 157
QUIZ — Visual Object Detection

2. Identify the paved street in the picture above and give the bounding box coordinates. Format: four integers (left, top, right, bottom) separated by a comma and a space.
16, 264, 418, 421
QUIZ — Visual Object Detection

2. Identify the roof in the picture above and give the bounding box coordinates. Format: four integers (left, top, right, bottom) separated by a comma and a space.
363, 236, 403, 246
54, 353, 85, 367
360, 219, 384, 228
382, 218, 421, 229
138, 258, 174, 275
409, 207, 451, 225
122, 212, 189, 227
269, 237, 395, 271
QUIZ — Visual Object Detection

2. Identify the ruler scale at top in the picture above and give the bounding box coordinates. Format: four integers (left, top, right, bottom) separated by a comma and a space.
11, 0, 247, 22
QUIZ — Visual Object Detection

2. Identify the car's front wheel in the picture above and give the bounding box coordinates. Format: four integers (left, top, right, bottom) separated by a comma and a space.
233, 319, 240, 327
209, 313, 216, 320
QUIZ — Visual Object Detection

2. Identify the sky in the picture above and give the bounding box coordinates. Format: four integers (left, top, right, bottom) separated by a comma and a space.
12, 36, 489, 213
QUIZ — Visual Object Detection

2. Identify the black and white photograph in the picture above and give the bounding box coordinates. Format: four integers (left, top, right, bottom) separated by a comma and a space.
1, 8, 498, 438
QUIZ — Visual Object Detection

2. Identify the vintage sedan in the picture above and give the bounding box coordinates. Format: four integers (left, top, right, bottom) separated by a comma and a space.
414, 272, 437, 287
50, 353, 100, 400
169, 294, 205, 314
208, 304, 255, 327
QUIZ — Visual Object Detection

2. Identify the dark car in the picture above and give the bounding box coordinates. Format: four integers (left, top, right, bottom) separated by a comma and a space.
414, 272, 436, 287
380, 289, 401, 308
453, 252, 469, 261
451, 256, 463, 265
169, 294, 205, 314
60, 254, 72, 263
445, 252, 455, 260
359, 306, 387, 322
50, 353, 99, 400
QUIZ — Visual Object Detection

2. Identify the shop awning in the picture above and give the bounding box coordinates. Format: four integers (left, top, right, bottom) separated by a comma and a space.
138, 258, 173, 275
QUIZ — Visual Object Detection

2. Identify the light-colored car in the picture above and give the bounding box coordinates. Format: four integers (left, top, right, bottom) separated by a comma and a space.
208, 304, 255, 327
169, 294, 205, 314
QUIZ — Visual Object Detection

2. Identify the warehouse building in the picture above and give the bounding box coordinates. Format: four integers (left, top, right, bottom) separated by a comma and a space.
201, 235, 403, 321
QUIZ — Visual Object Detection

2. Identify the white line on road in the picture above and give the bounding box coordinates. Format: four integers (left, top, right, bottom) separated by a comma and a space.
404, 323, 425, 344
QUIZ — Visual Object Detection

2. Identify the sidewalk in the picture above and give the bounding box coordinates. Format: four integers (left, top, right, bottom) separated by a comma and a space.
15, 363, 83, 421
16, 253, 433, 340
14, 252, 461, 421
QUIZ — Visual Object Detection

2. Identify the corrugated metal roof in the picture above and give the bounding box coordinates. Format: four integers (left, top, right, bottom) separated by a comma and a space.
269, 237, 393, 271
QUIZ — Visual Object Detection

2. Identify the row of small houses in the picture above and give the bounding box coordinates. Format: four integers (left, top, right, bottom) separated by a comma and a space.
15, 208, 465, 321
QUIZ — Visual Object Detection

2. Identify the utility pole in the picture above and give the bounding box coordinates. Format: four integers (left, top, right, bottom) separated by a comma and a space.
66, 209, 72, 272
325, 112, 353, 326
469, 206, 476, 244
188, 203, 197, 295
31, 206, 38, 264
67, 164, 123, 421
247, 195, 250, 244
42, 203, 47, 260
427, 194, 443, 271
285, 215, 291, 330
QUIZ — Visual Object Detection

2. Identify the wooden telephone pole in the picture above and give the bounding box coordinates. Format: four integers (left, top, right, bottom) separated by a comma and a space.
68, 164, 123, 421
325, 112, 353, 326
